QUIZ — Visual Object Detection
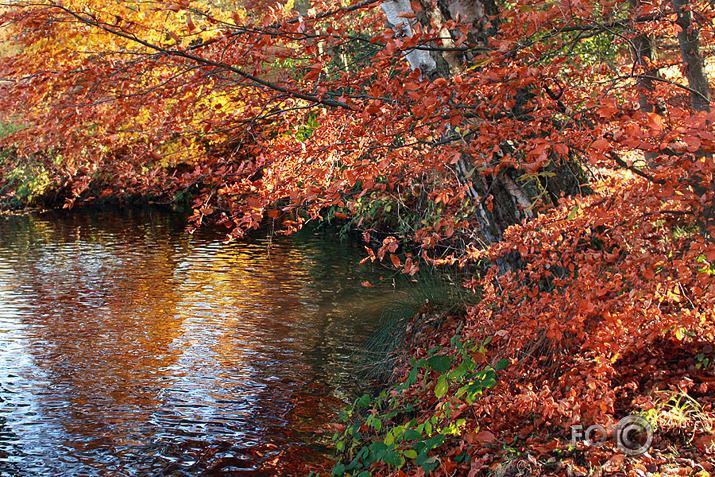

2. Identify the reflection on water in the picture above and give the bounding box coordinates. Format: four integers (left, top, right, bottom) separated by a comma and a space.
0, 208, 389, 476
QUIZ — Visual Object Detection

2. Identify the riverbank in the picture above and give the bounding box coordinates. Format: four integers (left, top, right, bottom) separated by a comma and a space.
333, 308, 715, 476
3, 200, 715, 477
324, 204, 715, 476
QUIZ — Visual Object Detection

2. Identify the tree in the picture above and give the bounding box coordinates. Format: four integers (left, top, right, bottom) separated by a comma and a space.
1, 0, 714, 473
1, 0, 710, 242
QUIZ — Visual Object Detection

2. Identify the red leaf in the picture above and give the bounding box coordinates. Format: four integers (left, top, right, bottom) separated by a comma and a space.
591, 138, 610, 150
553, 143, 569, 155
646, 112, 663, 131
433, 78, 448, 87
365, 105, 381, 115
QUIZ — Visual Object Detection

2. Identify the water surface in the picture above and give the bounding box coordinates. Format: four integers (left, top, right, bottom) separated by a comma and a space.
0, 208, 389, 476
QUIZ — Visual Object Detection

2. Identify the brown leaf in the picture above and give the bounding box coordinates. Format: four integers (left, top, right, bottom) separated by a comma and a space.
695, 434, 715, 454
466, 430, 496, 446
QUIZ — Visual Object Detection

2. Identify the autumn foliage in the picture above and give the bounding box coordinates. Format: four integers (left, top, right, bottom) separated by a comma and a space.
1, 0, 715, 474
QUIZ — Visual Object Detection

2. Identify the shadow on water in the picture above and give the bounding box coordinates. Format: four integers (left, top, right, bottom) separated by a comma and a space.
0, 207, 394, 476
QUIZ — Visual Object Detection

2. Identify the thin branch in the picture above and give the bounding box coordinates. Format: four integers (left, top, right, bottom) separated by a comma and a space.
608, 151, 666, 184
43, 4, 356, 111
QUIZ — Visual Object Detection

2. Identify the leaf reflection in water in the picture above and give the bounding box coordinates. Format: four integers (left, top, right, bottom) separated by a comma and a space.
0, 208, 389, 476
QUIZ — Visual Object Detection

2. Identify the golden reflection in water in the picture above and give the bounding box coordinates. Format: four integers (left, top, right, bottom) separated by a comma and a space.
0, 209, 388, 476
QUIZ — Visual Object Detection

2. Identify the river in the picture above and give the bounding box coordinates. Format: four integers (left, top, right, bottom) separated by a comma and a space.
0, 208, 390, 476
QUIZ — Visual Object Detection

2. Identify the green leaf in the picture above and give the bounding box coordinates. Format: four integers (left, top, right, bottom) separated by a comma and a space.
356, 446, 369, 460
427, 345, 442, 355
406, 366, 419, 385
414, 441, 427, 454
447, 367, 466, 381
426, 433, 445, 449
495, 358, 510, 371
356, 394, 371, 409
368, 416, 382, 431
427, 355, 453, 373
403, 449, 418, 459
567, 204, 579, 220
383, 451, 402, 466
449, 332, 463, 347
421, 456, 439, 473
435, 376, 449, 398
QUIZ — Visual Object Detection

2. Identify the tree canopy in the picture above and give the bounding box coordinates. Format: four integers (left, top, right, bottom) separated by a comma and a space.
1, 0, 714, 474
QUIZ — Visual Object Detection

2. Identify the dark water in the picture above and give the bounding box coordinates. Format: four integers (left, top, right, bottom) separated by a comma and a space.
0, 208, 390, 476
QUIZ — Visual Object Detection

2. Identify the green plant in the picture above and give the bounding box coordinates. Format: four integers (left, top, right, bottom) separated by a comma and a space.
0, 156, 54, 206
333, 331, 507, 476
296, 114, 320, 142
641, 390, 714, 436
0, 121, 23, 138
694, 352, 710, 369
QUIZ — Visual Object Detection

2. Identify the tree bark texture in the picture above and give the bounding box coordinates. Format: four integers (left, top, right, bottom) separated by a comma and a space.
672, 0, 711, 112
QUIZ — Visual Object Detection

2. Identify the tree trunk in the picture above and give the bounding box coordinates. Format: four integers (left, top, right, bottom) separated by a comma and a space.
669, 0, 714, 231
380, 0, 589, 270
672, 0, 711, 112
630, 0, 665, 116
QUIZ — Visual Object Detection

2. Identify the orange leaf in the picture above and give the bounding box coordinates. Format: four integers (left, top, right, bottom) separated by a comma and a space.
433, 78, 448, 87
361, 280, 374, 288
553, 143, 569, 155
466, 430, 496, 445
591, 138, 610, 150
597, 105, 618, 118
304, 66, 321, 81
646, 112, 663, 131
390, 254, 401, 267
